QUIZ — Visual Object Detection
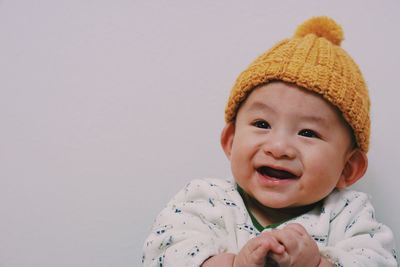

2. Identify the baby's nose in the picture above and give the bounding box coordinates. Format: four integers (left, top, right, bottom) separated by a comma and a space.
262, 132, 296, 159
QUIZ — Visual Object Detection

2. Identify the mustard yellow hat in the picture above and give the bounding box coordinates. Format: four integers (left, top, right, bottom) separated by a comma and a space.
225, 16, 370, 152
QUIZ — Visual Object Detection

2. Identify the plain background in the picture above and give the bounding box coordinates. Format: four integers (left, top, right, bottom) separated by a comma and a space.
1, 1, 399, 266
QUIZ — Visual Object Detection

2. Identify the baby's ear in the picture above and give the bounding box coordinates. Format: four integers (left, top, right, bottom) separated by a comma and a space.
336, 149, 368, 189
220, 123, 235, 160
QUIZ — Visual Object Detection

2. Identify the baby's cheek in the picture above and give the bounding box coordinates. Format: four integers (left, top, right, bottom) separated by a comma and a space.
305, 161, 341, 189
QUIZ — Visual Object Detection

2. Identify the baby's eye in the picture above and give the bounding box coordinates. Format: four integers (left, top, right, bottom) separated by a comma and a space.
298, 129, 320, 138
253, 120, 270, 129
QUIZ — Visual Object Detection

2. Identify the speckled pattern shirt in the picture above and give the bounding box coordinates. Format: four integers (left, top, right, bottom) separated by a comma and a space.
142, 178, 398, 267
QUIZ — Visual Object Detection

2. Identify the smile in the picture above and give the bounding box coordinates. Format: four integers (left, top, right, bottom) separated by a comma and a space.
256, 166, 298, 180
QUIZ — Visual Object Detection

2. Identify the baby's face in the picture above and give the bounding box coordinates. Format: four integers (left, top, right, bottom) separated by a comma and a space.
225, 81, 355, 209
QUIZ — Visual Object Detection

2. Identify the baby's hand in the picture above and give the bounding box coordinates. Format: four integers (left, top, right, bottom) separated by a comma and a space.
233, 231, 284, 267
268, 223, 322, 267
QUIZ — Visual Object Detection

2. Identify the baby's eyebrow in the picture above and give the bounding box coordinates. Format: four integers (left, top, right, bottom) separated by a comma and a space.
247, 101, 276, 114
298, 114, 330, 128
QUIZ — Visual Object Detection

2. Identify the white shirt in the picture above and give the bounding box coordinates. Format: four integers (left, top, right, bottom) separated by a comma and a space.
142, 178, 397, 266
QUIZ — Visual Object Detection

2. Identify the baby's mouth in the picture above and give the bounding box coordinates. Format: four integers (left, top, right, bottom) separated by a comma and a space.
256, 166, 298, 180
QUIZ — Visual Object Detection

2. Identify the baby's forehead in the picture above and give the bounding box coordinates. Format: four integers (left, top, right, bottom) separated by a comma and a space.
245, 82, 337, 112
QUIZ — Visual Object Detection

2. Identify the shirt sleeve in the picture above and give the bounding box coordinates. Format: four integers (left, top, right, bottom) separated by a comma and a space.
142, 179, 241, 267
320, 191, 398, 267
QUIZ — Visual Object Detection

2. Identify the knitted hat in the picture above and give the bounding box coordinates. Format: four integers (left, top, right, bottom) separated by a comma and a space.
225, 16, 370, 152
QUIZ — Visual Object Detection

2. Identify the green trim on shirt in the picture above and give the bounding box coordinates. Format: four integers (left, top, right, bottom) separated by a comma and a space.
236, 185, 288, 232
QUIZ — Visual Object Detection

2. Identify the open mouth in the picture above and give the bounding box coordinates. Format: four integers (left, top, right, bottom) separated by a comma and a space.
256, 166, 298, 180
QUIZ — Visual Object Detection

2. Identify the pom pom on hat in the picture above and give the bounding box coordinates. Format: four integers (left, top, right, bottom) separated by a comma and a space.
294, 16, 344, 45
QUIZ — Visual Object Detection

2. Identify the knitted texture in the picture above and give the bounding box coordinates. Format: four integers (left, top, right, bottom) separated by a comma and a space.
225, 16, 370, 152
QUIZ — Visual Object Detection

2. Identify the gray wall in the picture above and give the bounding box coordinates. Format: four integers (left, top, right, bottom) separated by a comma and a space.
1, 1, 399, 266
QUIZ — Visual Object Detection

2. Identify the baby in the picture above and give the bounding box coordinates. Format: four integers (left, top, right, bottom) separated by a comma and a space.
142, 16, 397, 267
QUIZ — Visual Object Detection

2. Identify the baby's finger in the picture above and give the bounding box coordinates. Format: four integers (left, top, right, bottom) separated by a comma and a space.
237, 234, 279, 265
257, 232, 285, 254
268, 228, 299, 252
246, 232, 284, 264
283, 223, 307, 236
